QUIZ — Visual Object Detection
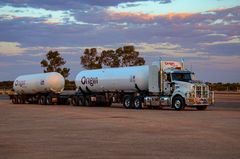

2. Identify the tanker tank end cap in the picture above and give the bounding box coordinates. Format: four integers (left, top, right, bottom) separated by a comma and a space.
50, 88, 64, 94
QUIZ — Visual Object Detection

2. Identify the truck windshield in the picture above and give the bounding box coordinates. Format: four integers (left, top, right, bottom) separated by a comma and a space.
172, 73, 192, 82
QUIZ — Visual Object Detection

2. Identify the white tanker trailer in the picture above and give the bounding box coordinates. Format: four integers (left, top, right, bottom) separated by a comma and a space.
10, 72, 66, 105
75, 66, 148, 92
10, 60, 214, 110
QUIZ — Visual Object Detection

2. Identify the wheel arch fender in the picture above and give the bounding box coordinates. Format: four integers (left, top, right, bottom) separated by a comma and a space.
171, 93, 186, 106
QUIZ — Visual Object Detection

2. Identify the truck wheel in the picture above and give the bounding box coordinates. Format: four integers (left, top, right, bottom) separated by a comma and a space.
172, 96, 185, 111
123, 95, 132, 109
196, 106, 207, 110
133, 96, 142, 109
46, 95, 52, 105
71, 96, 79, 106
39, 96, 46, 105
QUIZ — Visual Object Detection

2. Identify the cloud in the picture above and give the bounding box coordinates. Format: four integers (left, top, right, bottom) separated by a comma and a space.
209, 18, 240, 25
107, 11, 194, 22
0, 0, 145, 9
107, 5, 240, 24
15, 59, 39, 65
0, 5, 239, 54
207, 33, 227, 37
190, 55, 240, 71
200, 36, 240, 46
130, 42, 209, 59
0, 41, 85, 56
0, 41, 26, 56
0, 1, 240, 82
108, 0, 240, 15
0, 5, 95, 25
0, 61, 15, 67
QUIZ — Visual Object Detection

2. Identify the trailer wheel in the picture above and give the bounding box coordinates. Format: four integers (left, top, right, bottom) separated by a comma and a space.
85, 96, 91, 106
71, 96, 79, 106
172, 96, 185, 111
46, 95, 52, 105
105, 100, 112, 107
133, 96, 142, 109
39, 95, 46, 105
21, 96, 25, 104
26, 98, 32, 104
17, 96, 25, 104
12, 96, 17, 104
78, 96, 84, 106
16, 96, 21, 104
196, 106, 207, 110
123, 95, 132, 109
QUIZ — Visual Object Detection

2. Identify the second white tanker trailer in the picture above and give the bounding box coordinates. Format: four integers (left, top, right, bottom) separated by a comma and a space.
10, 60, 214, 110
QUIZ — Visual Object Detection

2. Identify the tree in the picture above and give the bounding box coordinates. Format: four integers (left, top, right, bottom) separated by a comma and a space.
101, 49, 120, 67
40, 50, 70, 79
80, 45, 145, 69
80, 48, 102, 69
120, 45, 145, 67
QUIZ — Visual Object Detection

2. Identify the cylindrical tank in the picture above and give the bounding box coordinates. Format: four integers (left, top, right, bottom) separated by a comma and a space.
13, 72, 65, 94
75, 66, 149, 92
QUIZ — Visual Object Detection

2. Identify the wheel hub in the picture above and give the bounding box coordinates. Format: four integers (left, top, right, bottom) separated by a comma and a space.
175, 100, 181, 109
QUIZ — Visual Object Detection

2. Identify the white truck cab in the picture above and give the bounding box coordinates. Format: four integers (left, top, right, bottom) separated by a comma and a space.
145, 61, 214, 110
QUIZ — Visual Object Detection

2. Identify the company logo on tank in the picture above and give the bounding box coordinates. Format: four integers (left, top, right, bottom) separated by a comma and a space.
15, 80, 26, 87
81, 76, 98, 86
40, 80, 45, 85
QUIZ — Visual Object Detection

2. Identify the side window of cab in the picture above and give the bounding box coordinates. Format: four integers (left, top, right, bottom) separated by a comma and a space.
167, 73, 171, 82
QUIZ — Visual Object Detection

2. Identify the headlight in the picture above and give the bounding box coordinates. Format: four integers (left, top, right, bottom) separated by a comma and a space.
186, 92, 195, 98
175, 84, 180, 89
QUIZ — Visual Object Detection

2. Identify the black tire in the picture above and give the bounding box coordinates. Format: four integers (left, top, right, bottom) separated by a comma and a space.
27, 97, 36, 104
123, 95, 133, 109
71, 96, 79, 106
196, 106, 207, 110
147, 106, 154, 109
46, 95, 52, 105
38, 96, 41, 105
17, 96, 25, 104
133, 96, 142, 109
78, 96, 84, 106
20, 97, 25, 104
12, 96, 17, 104
39, 95, 46, 105
16, 96, 21, 104
105, 100, 112, 107
85, 96, 91, 106
172, 96, 185, 111
26, 98, 32, 104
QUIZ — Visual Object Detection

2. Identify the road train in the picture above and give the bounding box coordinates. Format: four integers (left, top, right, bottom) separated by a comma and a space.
10, 60, 214, 110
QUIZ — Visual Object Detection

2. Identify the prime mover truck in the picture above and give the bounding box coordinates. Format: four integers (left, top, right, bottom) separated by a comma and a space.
10, 60, 214, 110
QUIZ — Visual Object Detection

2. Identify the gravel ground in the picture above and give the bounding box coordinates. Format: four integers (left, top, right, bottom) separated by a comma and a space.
0, 94, 239, 159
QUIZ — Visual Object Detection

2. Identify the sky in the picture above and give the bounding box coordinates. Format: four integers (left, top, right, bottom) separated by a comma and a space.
0, 0, 239, 83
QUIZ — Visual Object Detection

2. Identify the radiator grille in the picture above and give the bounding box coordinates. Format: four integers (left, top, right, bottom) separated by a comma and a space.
195, 85, 209, 98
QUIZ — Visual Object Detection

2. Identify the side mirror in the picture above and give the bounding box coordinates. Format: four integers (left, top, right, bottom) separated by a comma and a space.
169, 82, 175, 87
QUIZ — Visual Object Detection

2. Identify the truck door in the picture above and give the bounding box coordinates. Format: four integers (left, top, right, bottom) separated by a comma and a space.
164, 73, 172, 95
